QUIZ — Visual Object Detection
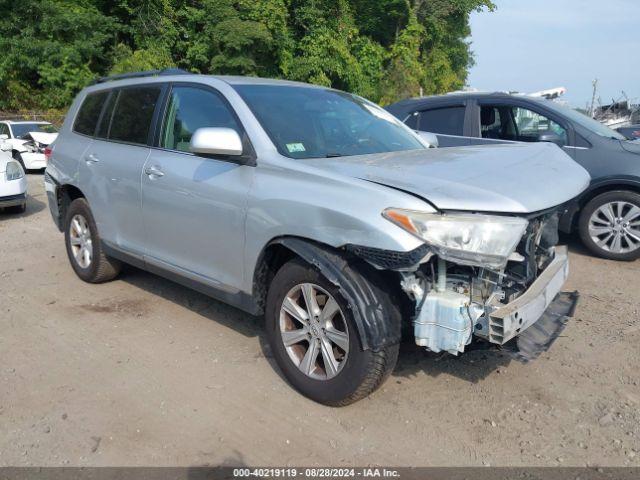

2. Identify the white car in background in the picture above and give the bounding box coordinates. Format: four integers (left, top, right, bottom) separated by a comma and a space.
0, 149, 27, 214
0, 120, 58, 171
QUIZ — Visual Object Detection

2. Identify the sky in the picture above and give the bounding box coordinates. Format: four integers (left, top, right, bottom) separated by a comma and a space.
468, 0, 640, 108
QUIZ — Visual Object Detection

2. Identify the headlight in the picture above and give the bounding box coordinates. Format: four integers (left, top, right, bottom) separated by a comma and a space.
383, 208, 528, 269
5, 161, 25, 181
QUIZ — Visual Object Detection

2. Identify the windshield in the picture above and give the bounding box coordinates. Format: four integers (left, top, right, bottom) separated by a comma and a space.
546, 102, 626, 140
11, 123, 58, 139
233, 84, 425, 159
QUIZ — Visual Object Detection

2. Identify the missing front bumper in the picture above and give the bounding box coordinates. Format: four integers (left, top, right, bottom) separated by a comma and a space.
504, 290, 579, 362
487, 246, 570, 344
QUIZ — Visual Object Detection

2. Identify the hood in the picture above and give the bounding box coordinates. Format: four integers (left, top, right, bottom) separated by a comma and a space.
303, 142, 590, 214
24, 131, 57, 145
621, 139, 640, 155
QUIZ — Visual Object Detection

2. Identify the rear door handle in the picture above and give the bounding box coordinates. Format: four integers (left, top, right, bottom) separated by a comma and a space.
84, 153, 99, 164
144, 165, 164, 178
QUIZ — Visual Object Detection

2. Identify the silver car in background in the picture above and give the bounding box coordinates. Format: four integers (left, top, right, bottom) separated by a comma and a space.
45, 70, 590, 406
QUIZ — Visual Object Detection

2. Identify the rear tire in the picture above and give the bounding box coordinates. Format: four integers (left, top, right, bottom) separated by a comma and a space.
578, 191, 640, 261
265, 258, 399, 406
64, 198, 121, 283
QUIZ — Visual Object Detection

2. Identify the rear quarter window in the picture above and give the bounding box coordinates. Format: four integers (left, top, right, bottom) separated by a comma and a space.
109, 86, 162, 145
73, 92, 109, 136
418, 106, 466, 136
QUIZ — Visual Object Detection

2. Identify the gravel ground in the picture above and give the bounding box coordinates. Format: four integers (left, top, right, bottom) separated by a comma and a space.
0, 174, 638, 467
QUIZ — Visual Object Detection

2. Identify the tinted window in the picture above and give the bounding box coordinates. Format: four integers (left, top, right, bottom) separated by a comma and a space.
233, 85, 424, 159
0, 123, 8, 137
74, 92, 108, 136
418, 106, 465, 135
11, 123, 57, 138
96, 92, 117, 139
109, 87, 161, 145
160, 86, 240, 152
404, 112, 419, 130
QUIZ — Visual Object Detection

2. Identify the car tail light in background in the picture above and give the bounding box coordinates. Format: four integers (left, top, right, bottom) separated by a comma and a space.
44, 146, 52, 163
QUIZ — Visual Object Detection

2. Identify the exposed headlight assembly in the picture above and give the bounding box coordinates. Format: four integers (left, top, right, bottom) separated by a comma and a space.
383, 208, 528, 269
5, 161, 25, 181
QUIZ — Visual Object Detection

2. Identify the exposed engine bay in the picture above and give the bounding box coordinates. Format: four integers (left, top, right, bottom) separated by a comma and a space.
396, 211, 575, 357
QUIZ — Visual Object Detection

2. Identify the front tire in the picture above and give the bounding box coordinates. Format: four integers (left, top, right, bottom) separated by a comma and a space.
579, 191, 640, 261
64, 198, 121, 283
265, 259, 399, 406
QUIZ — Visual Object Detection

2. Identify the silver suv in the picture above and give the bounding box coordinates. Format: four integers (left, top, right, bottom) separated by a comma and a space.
45, 70, 590, 405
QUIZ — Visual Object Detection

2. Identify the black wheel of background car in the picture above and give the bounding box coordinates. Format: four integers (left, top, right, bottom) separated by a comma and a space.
64, 198, 121, 283
12, 151, 26, 171
579, 190, 640, 261
265, 258, 400, 406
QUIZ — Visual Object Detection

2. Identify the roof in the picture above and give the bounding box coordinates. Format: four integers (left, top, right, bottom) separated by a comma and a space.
386, 91, 554, 113
91, 68, 323, 90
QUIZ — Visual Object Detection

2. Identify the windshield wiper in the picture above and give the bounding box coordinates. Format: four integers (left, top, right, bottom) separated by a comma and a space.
325, 153, 343, 158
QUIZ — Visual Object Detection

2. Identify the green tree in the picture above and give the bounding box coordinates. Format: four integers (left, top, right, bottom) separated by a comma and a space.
0, 0, 495, 110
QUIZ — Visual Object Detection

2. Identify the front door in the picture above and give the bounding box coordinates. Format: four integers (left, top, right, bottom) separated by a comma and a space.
141, 84, 254, 292
477, 103, 576, 159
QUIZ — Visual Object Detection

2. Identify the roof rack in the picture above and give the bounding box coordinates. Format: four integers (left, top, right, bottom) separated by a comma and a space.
92, 68, 191, 85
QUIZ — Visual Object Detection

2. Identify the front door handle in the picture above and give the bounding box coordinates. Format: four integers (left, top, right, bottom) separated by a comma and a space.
84, 153, 99, 164
145, 165, 165, 178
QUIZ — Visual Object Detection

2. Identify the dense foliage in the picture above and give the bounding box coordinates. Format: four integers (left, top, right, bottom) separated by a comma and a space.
0, 0, 493, 110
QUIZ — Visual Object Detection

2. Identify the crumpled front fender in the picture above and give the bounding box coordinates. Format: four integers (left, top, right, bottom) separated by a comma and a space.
274, 237, 402, 351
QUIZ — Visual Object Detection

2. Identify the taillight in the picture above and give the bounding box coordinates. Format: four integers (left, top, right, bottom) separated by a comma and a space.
44, 146, 52, 163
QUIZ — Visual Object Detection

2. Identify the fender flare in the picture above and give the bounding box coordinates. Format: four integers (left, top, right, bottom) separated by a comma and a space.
272, 237, 402, 351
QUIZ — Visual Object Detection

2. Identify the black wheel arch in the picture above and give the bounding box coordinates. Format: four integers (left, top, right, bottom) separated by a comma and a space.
561, 178, 640, 232
253, 236, 406, 351
56, 184, 86, 230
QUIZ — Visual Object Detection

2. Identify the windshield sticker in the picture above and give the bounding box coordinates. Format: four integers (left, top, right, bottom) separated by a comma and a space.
286, 143, 306, 153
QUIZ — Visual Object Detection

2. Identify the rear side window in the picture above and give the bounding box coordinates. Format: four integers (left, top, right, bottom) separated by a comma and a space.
418, 106, 466, 136
74, 92, 108, 136
96, 92, 117, 139
109, 87, 162, 145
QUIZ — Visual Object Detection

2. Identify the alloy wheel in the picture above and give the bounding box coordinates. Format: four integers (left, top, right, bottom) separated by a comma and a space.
69, 214, 93, 269
279, 283, 349, 380
588, 201, 640, 254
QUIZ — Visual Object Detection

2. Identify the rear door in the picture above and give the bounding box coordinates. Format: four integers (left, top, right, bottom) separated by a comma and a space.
403, 101, 476, 147
81, 84, 164, 256
140, 83, 254, 292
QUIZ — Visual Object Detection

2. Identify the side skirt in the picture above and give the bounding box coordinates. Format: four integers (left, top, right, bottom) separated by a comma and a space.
101, 242, 260, 316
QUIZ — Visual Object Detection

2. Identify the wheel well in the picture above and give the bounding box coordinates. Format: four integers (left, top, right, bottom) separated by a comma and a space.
57, 184, 85, 224
251, 238, 409, 319
252, 242, 298, 314
581, 183, 640, 206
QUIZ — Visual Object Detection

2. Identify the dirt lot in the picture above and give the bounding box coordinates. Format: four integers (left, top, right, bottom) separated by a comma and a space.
1, 174, 639, 467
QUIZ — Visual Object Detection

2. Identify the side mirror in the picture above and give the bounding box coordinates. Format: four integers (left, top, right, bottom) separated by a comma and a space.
190, 127, 243, 157
538, 132, 565, 147
0, 134, 8, 140
417, 131, 439, 148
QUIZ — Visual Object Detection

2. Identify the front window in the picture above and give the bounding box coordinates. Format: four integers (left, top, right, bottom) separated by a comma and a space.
480, 105, 568, 146
160, 86, 241, 152
10, 123, 58, 139
233, 85, 425, 159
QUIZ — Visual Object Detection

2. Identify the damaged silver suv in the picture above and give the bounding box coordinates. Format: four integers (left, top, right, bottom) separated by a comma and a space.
45, 70, 590, 406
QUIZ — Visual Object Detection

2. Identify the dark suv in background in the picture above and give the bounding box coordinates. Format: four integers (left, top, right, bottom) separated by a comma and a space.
387, 93, 640, 261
